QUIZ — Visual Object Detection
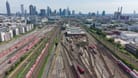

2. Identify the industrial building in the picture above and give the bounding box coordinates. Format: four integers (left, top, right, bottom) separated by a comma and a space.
125, 43, 138, 56
18, 26, 25, 34
0, 28, 13, 41
0, 15, 34, 42
65, 27, 86, 36
120, 31, 138, 42
128, 24, 138, 31
11, 27, 20, 36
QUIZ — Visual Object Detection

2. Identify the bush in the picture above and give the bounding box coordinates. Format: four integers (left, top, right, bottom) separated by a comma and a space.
107, 38, 114, 43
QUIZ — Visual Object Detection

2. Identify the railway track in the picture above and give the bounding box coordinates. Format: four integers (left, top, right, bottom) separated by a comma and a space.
61, 43, 75, 78
61, 36, 92, 78
86, 29, 129, 78
31, 27, 59, 78
61, 42, 74, 62
0, 36, 40, 77
97, 44, 129, 78
97, 47, 113, 77
8, 36, 47, 78
2, 26, 53, 78
86, 32, 114, 78
86, 48, 98, 78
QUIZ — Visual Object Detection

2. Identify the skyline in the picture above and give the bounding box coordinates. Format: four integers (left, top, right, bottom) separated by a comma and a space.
0, 0, 138, 14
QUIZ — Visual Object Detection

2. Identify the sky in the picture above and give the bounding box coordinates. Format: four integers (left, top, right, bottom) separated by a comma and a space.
0, 0, 138, 14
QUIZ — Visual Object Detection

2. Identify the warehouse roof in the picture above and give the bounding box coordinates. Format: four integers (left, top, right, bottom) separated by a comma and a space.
66, 26, 85, 35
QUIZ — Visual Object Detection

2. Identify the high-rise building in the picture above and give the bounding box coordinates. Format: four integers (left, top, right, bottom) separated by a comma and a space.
21, 4, 24, 16
40, 9, 46, 17
72, 10, 75, 15
29, 5, 37, 16
65, 7, 70, 16
67, 7, 71, 16
62, 9, 66, 16
96, 11, 99, 16
24, 9, 27, 19
53, 10, 57, 16
29, 5, 33, 15
33, 6, 37, 15
47, 6, 51, 16
133, 10, 136, 17
102, 10, 105, 16
114, 7, 123, 20
59, 8, 62, 16
79, 11, 82, 15
6, 1, 11, 16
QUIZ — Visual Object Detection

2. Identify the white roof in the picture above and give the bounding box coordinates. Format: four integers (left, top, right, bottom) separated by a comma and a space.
121, 31, 138, 37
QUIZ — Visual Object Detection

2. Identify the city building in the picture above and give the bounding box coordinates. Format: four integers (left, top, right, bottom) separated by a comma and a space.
59, 8, 62, 16
40, 9, 46, 17
24, 24, 34, 32
114, 7, 122, 20
29, 5, 37, 16
18, 26, 25, 34
125, 43, 138, 56
21, 4, 25, 16
0, 28, 13, 41
6, 1, 11, 16
72, 10, 75, 15
113, 31, 138, 45
65, 26, 86, 36
12, 27, 19, 36
120, 31, 138, 42
102, 10, 105, 16
128, 25, 138, 31
0, 15, 35, 42
47, 6, 52, 16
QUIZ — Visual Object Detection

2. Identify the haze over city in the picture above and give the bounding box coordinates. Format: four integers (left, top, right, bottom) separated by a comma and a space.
0, 0, 138, 14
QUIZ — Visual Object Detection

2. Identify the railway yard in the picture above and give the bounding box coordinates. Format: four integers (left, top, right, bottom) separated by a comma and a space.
45, 20, 138, 78
0, 19, 137, 78
0, 23, 59, 78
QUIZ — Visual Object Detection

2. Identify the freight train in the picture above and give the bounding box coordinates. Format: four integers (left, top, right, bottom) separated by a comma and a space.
88, 44, 97, 54
112, 56, 138, 78
89, 44, 138, 78
72, 62, 85, 78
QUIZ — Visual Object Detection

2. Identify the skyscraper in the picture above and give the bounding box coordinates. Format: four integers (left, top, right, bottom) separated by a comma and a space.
29, 5, 37, 16
53, 10, 57, 16
40, 9, 46, 17
29, 5, 33, 15
47, 6, 51, 16
24, 9, 27, 19
66, 7, 70, 16
102, 10, 105, 16
72, 10, 75, 15
62, 9, 66, 16
96, 11, 99, 16
21, 4, 24, 16
33, 6, 37, 15
59, 8, 62, 16
6, 1, 11, 16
